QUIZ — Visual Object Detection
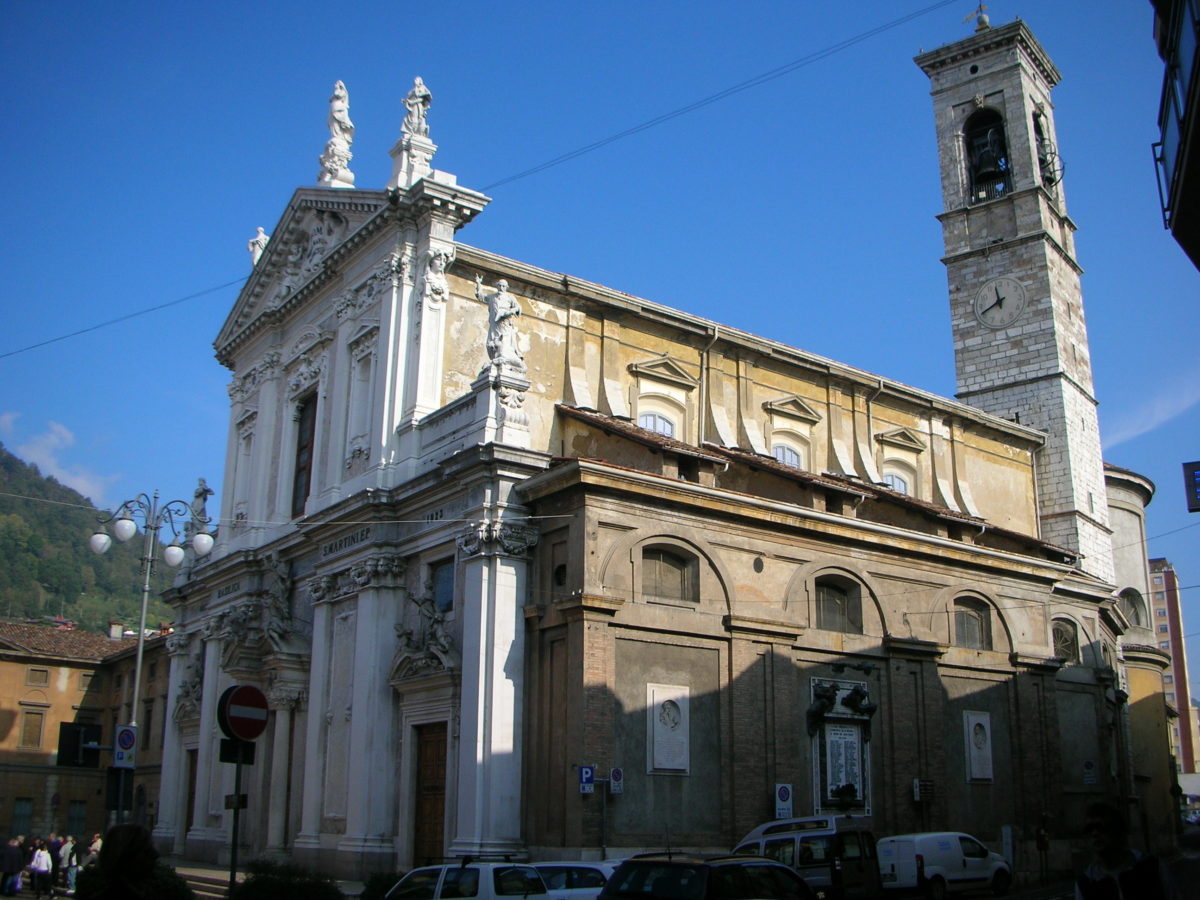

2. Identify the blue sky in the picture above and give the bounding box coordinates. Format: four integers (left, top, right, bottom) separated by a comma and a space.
1, 2, 1197, 678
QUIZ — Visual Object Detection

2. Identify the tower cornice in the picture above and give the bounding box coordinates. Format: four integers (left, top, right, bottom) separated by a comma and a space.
915, 20, 1061, 88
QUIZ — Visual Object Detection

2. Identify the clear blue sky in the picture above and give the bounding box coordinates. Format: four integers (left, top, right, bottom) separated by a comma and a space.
2, 2, 1197, 678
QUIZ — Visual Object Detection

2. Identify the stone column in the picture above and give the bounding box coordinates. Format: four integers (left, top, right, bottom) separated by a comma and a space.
449, 521, 538, 855
265, 684, 305, 854
337, 555, 405, 873
190, 634, 224, 842
153, 632, 197, 853
293, 581, 334, 854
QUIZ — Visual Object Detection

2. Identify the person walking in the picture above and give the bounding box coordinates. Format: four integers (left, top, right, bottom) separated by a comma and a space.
1, 837, 24, 897
60, 835, 78, 895
29, 839, 53, 899
1075, 800, 1182, 899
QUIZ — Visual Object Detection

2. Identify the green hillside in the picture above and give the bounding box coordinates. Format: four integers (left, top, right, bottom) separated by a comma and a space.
0, 443, 175, 633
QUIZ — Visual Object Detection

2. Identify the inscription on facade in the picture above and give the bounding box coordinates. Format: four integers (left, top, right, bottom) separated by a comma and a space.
216, 582, 242, 599
321, 527, 373, 558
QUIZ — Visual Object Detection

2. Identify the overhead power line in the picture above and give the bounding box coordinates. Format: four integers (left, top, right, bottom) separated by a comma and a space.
0, 276, 245, 361
481, 0, 962, 191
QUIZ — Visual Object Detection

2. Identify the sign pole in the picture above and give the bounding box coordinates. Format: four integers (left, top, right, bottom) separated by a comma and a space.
229, 748, 243, 894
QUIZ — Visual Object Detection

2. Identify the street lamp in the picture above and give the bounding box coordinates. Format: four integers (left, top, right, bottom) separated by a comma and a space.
89, 488, 214, 733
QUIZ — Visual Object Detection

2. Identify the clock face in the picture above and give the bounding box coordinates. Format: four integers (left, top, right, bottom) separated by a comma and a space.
973, 276, 1027, 329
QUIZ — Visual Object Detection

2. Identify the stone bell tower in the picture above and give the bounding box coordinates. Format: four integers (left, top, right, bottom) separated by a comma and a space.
916, 18, 1113, 583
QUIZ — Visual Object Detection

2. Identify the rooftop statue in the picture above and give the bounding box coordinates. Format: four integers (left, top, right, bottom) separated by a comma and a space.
403, 76, 432, 138
247, 227, 270, 266
328, 79, 355, 143
318, 80, 355, 187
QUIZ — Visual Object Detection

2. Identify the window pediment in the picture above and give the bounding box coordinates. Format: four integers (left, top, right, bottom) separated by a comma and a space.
628, 355, 698, 389
875, 427, 926, 453
286, 327, 334, 366
763, 395, 822, 425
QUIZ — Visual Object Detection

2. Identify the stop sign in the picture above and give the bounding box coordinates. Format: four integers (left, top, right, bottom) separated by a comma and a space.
217, 685, 269, 741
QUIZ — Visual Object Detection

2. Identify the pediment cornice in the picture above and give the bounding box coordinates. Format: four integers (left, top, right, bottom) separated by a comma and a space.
875, 427, 927, 453
763, 394, 823, 424
216, 188, 392, 367
628, 355, 698, 389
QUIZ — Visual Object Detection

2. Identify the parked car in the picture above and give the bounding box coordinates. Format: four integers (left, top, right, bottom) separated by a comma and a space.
598, 853, 815, 900
534, 861, 621, 900
732, 816, 880, 900
386, 861, 548, 900
875, 833, 1010, 899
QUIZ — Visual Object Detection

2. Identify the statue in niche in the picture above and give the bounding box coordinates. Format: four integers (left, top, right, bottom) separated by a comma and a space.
421, 247, 454, 307
262, 552, 294, 652
403, 77, 432, 137
247, 227, 270, 266
475, 274, 526, 373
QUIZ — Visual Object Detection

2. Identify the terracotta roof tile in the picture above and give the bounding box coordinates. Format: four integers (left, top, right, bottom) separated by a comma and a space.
0, 621, 137, 661
557, 405, 728, 463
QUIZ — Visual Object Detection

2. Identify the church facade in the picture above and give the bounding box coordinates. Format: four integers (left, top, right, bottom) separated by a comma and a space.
155, 21, 1175, 881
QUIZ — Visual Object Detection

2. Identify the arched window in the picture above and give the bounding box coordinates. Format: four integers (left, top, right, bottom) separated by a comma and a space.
816, 578, 863, 634
881, 472, 909, 494
954, 598, 992, 650
773, 444, 802, 468
964, 109, 1011, 203
638, 412, 675, 438
643, 547, 696, 603
1052, 619, 1079, 663
1118, 588, 1146, 627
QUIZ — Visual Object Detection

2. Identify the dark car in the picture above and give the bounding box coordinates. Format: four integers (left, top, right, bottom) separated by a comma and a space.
598, 854, 815, 900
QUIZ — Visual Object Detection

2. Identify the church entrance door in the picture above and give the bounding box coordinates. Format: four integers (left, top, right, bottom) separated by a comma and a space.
413, 721, 447, 865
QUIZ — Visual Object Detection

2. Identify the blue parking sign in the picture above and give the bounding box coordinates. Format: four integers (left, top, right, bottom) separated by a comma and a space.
579, 765, 595, 794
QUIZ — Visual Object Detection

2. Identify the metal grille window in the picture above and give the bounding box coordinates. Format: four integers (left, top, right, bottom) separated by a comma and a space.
816, 580, 863, 634
643, 547, 695, 603
1052, 619, 1079, 663
954, 599, 992, 650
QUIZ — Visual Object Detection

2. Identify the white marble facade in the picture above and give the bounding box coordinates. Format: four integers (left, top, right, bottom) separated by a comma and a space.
157, 43, 1168, 881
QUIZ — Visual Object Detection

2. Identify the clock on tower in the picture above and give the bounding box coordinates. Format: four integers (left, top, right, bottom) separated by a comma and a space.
916, 19, 1113, 583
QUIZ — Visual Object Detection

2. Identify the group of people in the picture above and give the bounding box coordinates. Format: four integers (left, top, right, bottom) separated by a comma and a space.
2, 832, 99, 897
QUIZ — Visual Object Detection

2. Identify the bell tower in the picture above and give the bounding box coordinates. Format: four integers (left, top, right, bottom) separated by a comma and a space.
916, 18, 1113, 583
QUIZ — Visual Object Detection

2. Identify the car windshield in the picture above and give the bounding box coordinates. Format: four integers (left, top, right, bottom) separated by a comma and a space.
388, 868, 442, 900
493, 866, 547, 896
604, 863, 706, 900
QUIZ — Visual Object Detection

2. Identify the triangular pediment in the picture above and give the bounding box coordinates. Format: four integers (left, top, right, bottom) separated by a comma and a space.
628, 355, 698, 389
763, 394, 822, 424
875, 427, 927, 453
216, 188, 391, 366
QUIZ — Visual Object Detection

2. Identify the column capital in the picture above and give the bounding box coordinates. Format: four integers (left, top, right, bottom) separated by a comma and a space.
456, 519, 539, 559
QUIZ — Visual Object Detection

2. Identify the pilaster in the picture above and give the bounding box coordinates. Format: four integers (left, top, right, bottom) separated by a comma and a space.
448, 520, 539, 856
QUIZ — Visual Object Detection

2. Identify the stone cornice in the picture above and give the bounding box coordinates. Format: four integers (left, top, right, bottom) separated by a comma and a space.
453, 244, 1046, 447
914, 20, 1061, 88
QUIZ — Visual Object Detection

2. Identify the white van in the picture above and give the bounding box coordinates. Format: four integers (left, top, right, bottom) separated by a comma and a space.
733, 815, 881, 899
875, 832, 1010, 898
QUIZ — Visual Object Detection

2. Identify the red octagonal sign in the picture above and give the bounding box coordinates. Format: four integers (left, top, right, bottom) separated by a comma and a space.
218, 684, 269, 741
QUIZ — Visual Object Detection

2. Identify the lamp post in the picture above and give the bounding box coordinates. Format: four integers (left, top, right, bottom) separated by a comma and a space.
89, 485, 213, 816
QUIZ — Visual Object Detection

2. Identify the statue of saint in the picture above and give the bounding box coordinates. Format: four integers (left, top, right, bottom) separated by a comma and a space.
328, 80, 354, 144
247, 227, 270, 266
403, 77, 432, 138
475, 275, 526, 372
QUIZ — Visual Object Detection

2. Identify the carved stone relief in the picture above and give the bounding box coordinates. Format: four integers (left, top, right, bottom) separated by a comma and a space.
456, 520, 540, 558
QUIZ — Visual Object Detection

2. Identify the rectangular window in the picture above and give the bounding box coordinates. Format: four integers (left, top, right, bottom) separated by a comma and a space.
26, 667, 49, 687
67, 800, 87, 835
1157, 608, 1168, 617
432, 558, 455, 613
79, 671, 94, 690
292, 394, 318, 519
1159, 624, 1170, 634
1165, 674, 1174, 683
19, 710, 45, 748
11, 798, 33, 836
143, 700, 154, 748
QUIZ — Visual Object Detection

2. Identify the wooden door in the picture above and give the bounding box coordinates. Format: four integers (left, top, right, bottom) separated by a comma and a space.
412, 722, 448, 864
